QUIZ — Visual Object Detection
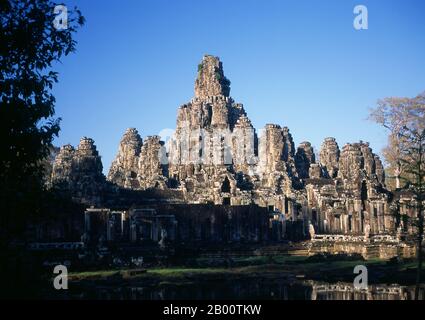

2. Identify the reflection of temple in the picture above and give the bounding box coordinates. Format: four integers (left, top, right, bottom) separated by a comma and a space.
309, 282, 423, 300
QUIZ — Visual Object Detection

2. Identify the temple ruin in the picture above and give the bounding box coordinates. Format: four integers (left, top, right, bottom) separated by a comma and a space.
50, 54, 416, 244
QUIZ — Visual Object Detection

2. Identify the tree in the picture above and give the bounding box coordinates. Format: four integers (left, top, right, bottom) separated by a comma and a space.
370, 92, 425, 299
369, 93, 425, 190
0, 0, 83, 297
399, 127, 425, 299
0, 0, 84, 236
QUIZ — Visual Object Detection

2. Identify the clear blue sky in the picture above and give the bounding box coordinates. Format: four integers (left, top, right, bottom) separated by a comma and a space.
52, 0, 425, 174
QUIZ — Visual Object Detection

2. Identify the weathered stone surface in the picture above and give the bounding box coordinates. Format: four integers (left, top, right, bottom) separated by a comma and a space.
319, 137, 340, 178
374, 155, 385, 185
137, 135, 168, 189
51, 144, 75, 185
165, 55, 258, 205
195, 55, 230, 99
295, 141, 315, 179
74, 137, 104, 180
305, 139, 390, 237
338, 141, 384, 195
257, 124, 297, 193
338, 143, 364, 192
52, 54, 410, 240
52, 137, 104, 205
108, 128, 142, 189
232, 115, 257, 174
308, 163, 322, 179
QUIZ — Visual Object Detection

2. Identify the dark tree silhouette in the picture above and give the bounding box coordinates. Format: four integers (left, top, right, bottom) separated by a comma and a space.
0, 0, 83, 297
0, 0, 83, 236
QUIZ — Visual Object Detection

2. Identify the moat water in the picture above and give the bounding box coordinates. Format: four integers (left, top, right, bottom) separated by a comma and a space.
55, 279, 424, 300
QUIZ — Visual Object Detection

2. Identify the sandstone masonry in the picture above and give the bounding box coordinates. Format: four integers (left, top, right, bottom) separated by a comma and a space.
51, 55, 415, 240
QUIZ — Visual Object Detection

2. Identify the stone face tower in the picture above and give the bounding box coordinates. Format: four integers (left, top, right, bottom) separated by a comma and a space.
51, 137, 104, 205
194, 55, 231, 99
108, 128, 143, 189
319, 137, 340, 178
167, 55, 255, 204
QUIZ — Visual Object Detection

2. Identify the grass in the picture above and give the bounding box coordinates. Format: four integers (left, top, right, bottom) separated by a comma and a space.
69, 267, 233, 281
68, 255, 425, 284
148, 267, 228, 278
68, 270, 120, 280
195, 254, 308, 267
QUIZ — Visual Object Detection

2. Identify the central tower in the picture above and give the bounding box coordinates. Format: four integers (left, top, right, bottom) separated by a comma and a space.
194, 54, 231, 99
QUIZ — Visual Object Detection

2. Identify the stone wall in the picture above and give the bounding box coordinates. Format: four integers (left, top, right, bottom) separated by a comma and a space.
83, 204, 270, 245
309, 237, 416, 260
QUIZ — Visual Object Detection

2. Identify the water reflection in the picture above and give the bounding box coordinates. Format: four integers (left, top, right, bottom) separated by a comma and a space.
309, 282, 422, 300
59, 280, 424, 300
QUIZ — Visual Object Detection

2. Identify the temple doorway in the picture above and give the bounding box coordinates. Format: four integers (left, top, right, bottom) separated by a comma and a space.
221, 177, 231, 193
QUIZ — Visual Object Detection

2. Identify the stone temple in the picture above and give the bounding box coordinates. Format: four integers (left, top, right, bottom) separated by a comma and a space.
50, 55, 415, 244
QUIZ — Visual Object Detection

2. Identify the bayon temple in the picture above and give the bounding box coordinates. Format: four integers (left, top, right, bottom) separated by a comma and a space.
49, 55, 417, 246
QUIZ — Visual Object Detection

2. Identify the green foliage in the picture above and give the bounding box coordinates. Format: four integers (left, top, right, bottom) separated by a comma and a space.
197, 63, 203, 73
